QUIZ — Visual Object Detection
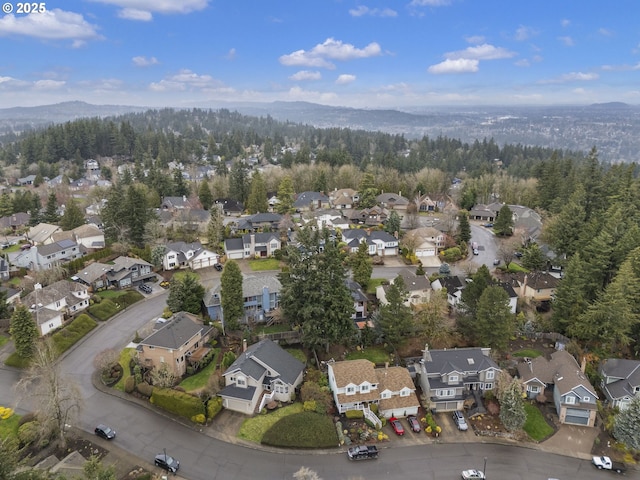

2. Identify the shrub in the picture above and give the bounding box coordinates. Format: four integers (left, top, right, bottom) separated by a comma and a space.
191, 414, 206, 424
136, 382, 154, 397
206, 397, 223, 420
222, 351, 236, 369
345, 409, 364, 419
88, 299, 120, 321
303, 400, 317, 412
18, 412, 36, 426
261, 411, 338, 448
124, 376, 135, 394
150, 388, 205, 421
17, 421, 39, 446
51, 314, 97, 354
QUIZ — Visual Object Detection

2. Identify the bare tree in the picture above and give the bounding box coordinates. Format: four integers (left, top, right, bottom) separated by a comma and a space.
497, 237, 520, 267
149, 362, 177, 388
93, 349, 120, 378
15, 338, 83, 449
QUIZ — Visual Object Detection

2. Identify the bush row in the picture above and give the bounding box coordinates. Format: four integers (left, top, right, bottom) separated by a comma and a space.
52, 314, 97, 354
150, 387, 206, 423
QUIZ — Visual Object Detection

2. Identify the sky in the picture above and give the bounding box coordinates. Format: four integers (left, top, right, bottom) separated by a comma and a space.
0, 0, 639, 109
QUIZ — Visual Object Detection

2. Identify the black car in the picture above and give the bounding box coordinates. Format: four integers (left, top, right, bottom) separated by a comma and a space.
138, 284, 152, 294
154, 453, 180, 473
214, 263, 223, 271
94, 424, 116, 440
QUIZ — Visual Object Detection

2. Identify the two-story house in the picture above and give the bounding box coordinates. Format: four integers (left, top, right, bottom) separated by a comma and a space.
517, 350, 597, 426
347, 206, 389, 226
137, 312, 214, 377
219, 338, 305, 414
416, 346, 501, 412
203, 273, 281, 325
23, 280, 90, 335
13, 239, 84, 271
599, 358, 640, 411
235, 213, 282, 232
293, 191, 331, 212
329, 188, 359, 209
162, 241, 219, 271
506, 272, 560, 302
376, 192, 410, 211
341, 229, 398, 257
327, 359, 420, 423
345, 279, 368, 325
376, 269, 432, 307
431, 276, 465, 309
74, 256, 155, 290
224, 233, 281, 260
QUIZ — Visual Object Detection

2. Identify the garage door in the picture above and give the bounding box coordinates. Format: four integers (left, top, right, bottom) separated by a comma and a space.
565, 408, 590, 425
435, 401, 458, 412
227, 251, 243, 260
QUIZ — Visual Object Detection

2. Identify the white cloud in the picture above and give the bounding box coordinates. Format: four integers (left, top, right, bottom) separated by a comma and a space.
279, 38, 382, 69
409, 0, 451, 5
465, 35, 485, 44
149, 69, 226, 92
0, 9, 100, 42
514, 25, 537, 41
132, 56, 159, 67
561, 19, 571, 28
287, 86, 338, 103
515, 59, 530, 67
33, 80, 66, 90
289, 70, 321, 81
445, 43, 516, 61
539, 72, 599, 84
336, 74, 356, 85
601, 62, 640, 72
428, 58, 479, 74
558, 36, 574, 46
118, 9, 152, 21
349, 6, 397, 17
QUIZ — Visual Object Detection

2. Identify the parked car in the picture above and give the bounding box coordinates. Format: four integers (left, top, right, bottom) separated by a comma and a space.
214, 263, 223, 271
483, 223, 494, 228
406, 415, 421, 433
514, 251, 523, 258
389, 417, 405, 436
452, 411, 468, 431
493, 258, 500, 265
461, 469, 485, 479
347, 445, 378, 460
94, 424, 116, 440
473, 249, 479, 255
592, 455, 626, 473
154, 453, 180, 473
138, 284, 152, 294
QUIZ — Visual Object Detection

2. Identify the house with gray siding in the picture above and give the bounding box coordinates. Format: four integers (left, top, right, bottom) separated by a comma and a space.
599, 358, 640, 411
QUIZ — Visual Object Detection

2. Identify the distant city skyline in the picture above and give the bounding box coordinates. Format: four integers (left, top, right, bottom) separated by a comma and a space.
1, 0, 639, 108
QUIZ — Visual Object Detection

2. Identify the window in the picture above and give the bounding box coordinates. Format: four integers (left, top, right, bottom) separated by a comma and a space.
346, 386, 355, 394
483, 383, 493, 390
449, 374, 459, 383
565, 396, 575, 404
237, 376, 246, 387
436, 389, 454, 397
400, 390, 409, 397
583, 396, 590, 402
380, 391, 390, 399
486, 370, 495, 380
530, 386, 540, 393
360, 384, 369, 393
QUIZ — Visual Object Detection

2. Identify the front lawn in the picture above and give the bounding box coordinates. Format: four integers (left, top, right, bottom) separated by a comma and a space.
345, 346, 391, 364
512, 349, 543, 358
248, 258, 280, 271
0, 411, 20, 439
238, 403, 304, 443
366, 278, 386, 295
51, 314, 97, 354
113, 348, 136, 391
261, 411, 337, 448
523, 403, 554, 441
179, 350, 220, 392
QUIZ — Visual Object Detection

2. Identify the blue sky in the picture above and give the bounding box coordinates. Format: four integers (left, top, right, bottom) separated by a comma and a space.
1, 0, 639, 108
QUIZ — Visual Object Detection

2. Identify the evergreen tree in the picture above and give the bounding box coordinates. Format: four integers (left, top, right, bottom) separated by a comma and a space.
357, 173, 378, 208
457, 211, 472, 243
613, 396, 640, 450
551, 253, 589, 334
0, 193, 13, 217
459, 265, 493, 318
198, 178, 213, 210
172, 169, 189, 197
493, 204, 514, 236
28, 194, 42, 226
166, 273, 205, 315
498, 377, 527, 432
474, 286, 513, 350
221, 260, 243, 332
246, 170, 268, 214
378, 276, 413, 347
9, 304, 38, 358
351, 241, 373, 289
521, 243, 546, 271
206, 206, 224, 252
229, 161, 249, 203
543, 185, 586, 258
122, 184, 152, 247
43, 191, 59, 224
60, 200, 86, 230
276, 176, 295, 214
384, 210, 401, 236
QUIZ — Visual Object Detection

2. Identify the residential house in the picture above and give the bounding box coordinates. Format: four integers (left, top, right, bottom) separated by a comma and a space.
517, 350, 597, 426
203, 272, 281, 325
137, 312, 214, 377
506, 272, 560, 302
12, 239, 83, 271
0, 286, 21, 304
213, 198, 244, 216
403, 227, 446, 257
341, 229, 398, 257
17, 174, 36, 186
599, 358, 640, 411
498, 282, 518, 314
224, 233, 281, 260
431, 276, 465, 308
329, 188, 359, 209
416, 346, 501, 412
376, 269, 431, 307
23, 280, 90, 335
70, 224, 105, 250
74, 256, 154, 290
346, 279, 368, 324
376, 192, 410, 211
327, 359, 420, 420
303, 209, 350, 230
347, 206, 389, 226
172, 208, 210, 234
161, 195, 193, 211
162, 241, 219, 271
219, 338, 305, 414
235, 213, 282, 232
293, 191, 330, 212
25, 223, 62, 245
0, 212, 30, 232
416, 194, 457, 213
0, 257, 9, 281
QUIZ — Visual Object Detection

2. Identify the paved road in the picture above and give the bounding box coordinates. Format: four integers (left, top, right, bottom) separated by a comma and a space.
470, 223, 499, 269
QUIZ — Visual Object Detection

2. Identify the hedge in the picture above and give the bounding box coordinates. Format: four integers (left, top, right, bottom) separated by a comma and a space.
206, 397, 223, 420
88, 299, 120, 321
51, 314, 97, 354
150, 387, 205, 421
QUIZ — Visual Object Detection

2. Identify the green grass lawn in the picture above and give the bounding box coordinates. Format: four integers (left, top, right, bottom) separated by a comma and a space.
261, 411, 338, 448
0, 335, 8, 348
113, 348, 135, 391
97, 290, 130, 299
345, 346, 391, 364
255, 324, 291, 335
505, 262, 529, 273
0, 411, 21, 439
523, 403, 554, 441
284, 348, 307, 364
238, 403, 304, 443
366, 278, 386, 294
179, 352, 220, 392
248, 258, 280, 271
4, 352, 30, 368
512, 349, 543, 358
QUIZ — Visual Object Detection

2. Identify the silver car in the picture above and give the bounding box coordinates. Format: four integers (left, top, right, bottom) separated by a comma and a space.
452, 410, 468, 431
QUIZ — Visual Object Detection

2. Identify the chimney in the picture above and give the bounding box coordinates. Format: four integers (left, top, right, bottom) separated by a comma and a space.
242, 339, 247, 353
580, 356, 587, 373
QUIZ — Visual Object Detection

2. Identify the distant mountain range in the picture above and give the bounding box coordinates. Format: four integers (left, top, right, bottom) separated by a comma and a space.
1, 100, 640, 163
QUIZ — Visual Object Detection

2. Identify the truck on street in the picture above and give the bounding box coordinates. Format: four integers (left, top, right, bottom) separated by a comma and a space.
347, 445, 379, 460
592, 455, 626, 474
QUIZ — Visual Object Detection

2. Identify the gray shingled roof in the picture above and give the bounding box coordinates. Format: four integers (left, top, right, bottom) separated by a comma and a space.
140, 312, 210, 350
601, 358, 640, 401
224, 338, 304, 385
424, 347, 500, 375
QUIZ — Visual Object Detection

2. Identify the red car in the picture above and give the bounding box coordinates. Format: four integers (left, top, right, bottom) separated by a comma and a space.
389, 417, 404, 436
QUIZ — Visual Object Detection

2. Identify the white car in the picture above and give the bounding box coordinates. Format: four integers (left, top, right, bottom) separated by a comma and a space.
461, 470, 485, 480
